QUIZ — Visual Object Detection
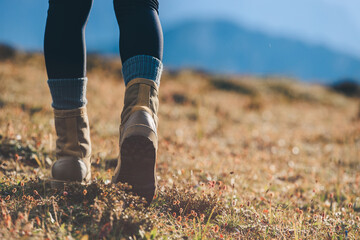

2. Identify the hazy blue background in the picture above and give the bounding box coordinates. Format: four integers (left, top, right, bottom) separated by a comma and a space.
0, 0, 359, 83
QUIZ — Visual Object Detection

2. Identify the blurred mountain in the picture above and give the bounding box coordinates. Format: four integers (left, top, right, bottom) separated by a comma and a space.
163, 20, 360, 82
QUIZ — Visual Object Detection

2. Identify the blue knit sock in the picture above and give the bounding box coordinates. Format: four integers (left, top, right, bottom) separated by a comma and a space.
122, 55, 163, 86
47, 77, 88, 110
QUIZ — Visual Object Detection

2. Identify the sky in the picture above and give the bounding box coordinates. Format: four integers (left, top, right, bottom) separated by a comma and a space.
0, 0, 360, 58
160, 0, 360, 58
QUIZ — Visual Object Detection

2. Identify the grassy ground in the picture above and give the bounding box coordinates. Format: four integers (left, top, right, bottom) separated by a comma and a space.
0, 51, 359, 239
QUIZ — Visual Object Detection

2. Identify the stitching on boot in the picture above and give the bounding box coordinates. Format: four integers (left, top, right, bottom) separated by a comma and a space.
64, 117, 81, 157
130, 106, 153, 116
126, 78, 158, 91
137, 84, 150, 107
54, 107, 87, 118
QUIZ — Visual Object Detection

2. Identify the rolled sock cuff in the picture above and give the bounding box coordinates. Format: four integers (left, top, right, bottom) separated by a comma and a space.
47, 77, 88, 110
122, 55, 163, 86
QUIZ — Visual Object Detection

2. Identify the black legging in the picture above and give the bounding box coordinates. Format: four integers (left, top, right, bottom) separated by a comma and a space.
44, 0, 163, 79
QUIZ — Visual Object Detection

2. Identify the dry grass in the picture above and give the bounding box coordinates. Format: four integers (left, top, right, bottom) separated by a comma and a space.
0, 51, 359, 239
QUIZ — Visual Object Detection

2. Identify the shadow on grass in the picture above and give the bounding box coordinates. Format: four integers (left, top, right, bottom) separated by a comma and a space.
266, 81, 318, 102
330, 79, 360, 98
210, 77, 257, 96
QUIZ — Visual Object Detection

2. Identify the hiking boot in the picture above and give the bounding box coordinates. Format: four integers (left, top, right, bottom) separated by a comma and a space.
51, 107, 92, 186
112, 78, 159, 204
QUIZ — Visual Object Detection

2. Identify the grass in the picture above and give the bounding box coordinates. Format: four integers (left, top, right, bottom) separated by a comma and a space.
0, 51, 360, 239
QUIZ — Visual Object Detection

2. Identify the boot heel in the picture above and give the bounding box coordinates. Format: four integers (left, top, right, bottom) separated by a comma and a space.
117, 135, 157, 203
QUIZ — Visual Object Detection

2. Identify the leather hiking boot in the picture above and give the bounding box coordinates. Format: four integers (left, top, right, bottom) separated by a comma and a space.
51, 107, 92, 187
112, 78, 159, 204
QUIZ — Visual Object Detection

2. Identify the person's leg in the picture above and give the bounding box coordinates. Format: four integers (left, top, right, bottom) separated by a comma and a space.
113, 0, 163, 63
44, 0, 93, 109
113, 0, 163, 86
44, 0, 93, 184
112, 0, 163, 204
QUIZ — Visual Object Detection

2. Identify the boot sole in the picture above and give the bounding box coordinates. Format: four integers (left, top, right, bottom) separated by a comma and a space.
49, 175, 91, 189
115, 135, 157, 204
50, 176, 91, 189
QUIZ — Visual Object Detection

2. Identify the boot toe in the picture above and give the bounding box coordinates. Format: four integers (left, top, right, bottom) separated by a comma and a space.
51, 157, 88, 182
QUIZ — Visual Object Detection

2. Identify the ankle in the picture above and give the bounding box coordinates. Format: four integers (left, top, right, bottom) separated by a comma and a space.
47, 77, 88, 110
122, 55, 163, 87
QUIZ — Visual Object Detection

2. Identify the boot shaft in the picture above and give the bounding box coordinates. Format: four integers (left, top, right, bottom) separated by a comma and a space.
54, 107, 91, 159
